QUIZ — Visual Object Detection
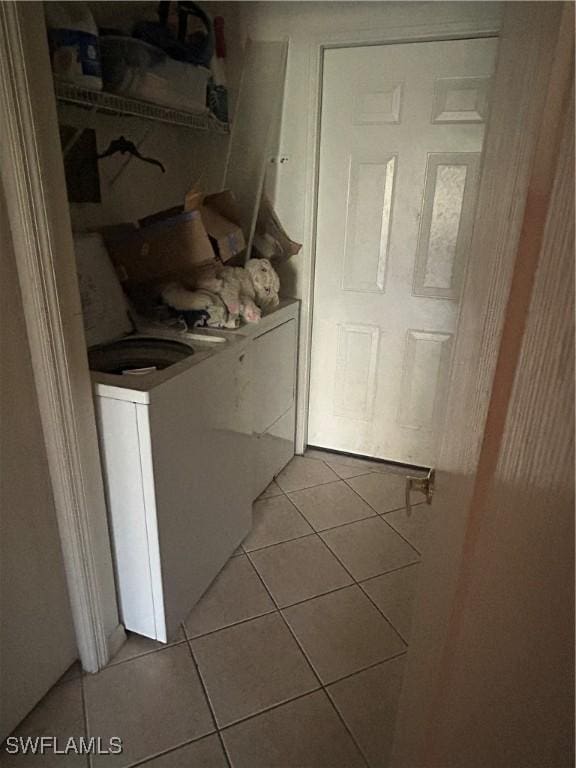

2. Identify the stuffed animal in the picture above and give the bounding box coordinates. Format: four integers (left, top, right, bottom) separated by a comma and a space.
161, 258, 280, 329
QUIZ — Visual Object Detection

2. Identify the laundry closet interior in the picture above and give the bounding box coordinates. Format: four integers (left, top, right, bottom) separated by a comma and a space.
53, 0, 298, 643
3, 1, 506, 764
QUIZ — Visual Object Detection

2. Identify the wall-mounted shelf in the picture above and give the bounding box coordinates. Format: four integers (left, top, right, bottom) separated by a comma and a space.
55, 82, 229, 134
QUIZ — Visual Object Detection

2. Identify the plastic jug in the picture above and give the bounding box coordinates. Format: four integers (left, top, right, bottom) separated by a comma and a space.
45, 2, 102, 90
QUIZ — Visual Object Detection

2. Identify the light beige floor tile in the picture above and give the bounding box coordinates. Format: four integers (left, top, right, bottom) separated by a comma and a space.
109, 629, 186, 666
327, 656, 406, 768
303, 447, 337, 461
289, 481, 375, 532
257, 479, 283, 499
384, 504, 434, 553
56, 660, 83, 684
1, 679, 86, 768
184, 555, 275, 638
243, 495, 313, 552
221, 690, 366, 768
347, 473, 407, 514
304, 448, 373, 469
361, 565, 420, 642
84, 644, 214, 767
321, 517, 419, 581
192, 613, 318, 727
249, 536, 353, 607
139, 734, 227, 767
318, 458, 372, 479
283, 586, 405, 684
276, 456, 339, 493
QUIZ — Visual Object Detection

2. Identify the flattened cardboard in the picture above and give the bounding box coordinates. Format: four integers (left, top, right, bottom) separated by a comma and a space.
102, 189, 245, 285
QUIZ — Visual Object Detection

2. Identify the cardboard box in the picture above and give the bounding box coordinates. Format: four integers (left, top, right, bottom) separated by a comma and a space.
103, 189, 245, 284
253, 196, 302, 262
201, 191, 246, 263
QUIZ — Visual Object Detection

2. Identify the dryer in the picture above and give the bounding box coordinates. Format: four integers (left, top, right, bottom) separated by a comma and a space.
75, 234, 253, 642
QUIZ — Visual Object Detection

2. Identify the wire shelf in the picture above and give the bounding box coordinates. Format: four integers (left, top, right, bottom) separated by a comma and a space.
55, 82, 229, 134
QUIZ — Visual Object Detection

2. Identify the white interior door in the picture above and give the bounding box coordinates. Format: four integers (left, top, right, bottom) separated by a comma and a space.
308, 38, 497, 466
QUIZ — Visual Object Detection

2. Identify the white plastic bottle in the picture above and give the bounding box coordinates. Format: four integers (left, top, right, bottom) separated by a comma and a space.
45, 2, 102, 91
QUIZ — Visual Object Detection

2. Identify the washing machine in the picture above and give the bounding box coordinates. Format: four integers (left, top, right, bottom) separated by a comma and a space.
75, 234, 253, 642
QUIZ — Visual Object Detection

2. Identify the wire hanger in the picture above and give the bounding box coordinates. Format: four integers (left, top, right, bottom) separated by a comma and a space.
97, 136, 166, 173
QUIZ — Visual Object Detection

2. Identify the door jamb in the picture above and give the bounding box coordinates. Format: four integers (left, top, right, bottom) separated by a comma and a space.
295, 19, 502, 455
0, 2, 124, 672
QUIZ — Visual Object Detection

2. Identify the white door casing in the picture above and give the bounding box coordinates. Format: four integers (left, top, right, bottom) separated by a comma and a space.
0, 1, 124, 676
308, 38, 497, 466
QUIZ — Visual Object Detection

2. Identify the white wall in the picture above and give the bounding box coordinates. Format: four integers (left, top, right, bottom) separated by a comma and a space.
0, 180, 77, 739
66, 114, 230, 231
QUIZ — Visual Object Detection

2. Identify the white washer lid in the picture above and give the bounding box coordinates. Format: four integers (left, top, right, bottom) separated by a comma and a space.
74, 232, 134, 348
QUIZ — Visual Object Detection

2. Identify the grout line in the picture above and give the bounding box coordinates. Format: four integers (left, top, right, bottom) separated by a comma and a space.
378, 512, 423, 557
217, 687, 324, 734
82, 678, 96, 768
322, 689, 372, 768
323, 692, 371, 768
243, 530, 317, 555
309, 535, 409, 650
126, 735, 212, 768
279, 476, 344, 495
188, 554, 419, 643
243, 552, 375, 767
105, 637, 189, 668
243, 500, 425, 555
282, 488, 326, 527
315, 511, 380, 534
183, 628, 232, 768
331, 469, 375, 481
340, 475, 424, 557
98, 553, 419, 659
325, 649, 409, 689
80, 674, 91, 768
184, 606, 279, 642
243, 551, 325, 685
270, 580, 355, 612
357, 582, 409, 648
210, 651, 409, 755
214, 681, 324, 732
359, 559, 420, 583
245, 491, 316, 552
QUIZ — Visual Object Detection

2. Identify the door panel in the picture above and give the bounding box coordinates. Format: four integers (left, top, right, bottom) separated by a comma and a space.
308, 38, 497, 465
413, 153, 480, 300
343, 155, 396, 292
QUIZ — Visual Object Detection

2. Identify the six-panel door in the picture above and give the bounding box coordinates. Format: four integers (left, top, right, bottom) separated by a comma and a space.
308, 38, 498, 466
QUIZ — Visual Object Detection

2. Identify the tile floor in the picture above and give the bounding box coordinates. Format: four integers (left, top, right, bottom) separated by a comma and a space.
1, 450, 431, 768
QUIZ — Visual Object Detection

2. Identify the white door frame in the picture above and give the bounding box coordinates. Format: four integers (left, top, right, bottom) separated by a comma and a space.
0, 3, 124, 672
294, 17, 502, 455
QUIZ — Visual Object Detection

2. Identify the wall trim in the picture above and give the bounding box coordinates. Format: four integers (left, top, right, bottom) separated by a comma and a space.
294, 16, 502, 454
0, 3, 122, 672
